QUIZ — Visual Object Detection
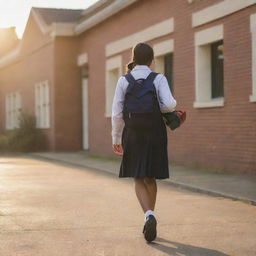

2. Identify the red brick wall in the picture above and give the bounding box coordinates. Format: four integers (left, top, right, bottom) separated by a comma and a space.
78, 0, 256, 174
168, 4, 256, 174
53, 37, 82, 151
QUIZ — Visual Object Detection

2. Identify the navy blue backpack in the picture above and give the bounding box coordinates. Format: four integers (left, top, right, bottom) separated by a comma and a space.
122, 71, 161, 129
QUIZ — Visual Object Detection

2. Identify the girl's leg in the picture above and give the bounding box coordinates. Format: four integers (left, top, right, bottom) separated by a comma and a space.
134, 177, 151, 212
143, 177, 157, 211
134, 177, 157, 212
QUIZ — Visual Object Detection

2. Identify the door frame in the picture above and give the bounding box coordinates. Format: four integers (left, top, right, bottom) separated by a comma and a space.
82, 77, 89, 150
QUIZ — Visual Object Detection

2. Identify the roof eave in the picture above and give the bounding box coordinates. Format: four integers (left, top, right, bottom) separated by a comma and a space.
81, 0, 110, 16
32, 8, 52, 35
75, 0, 138, 35
50, 22, 77, 37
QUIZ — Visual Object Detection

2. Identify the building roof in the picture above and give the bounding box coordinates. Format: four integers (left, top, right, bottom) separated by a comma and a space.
0, 1, 136, 65
80, 0, 114, 19
32, 7, 83, 25
75, 0, 138, 34
31, 1, 139, 35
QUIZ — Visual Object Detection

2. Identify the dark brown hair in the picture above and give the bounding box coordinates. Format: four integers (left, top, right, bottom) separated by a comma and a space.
126, 42, 154, 73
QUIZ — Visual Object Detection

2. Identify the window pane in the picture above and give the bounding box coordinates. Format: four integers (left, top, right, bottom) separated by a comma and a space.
211, 40, 224, 98
164, 53, 174, 94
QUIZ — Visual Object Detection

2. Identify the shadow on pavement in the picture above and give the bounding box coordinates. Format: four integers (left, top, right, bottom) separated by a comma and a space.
148, 237, 229, 256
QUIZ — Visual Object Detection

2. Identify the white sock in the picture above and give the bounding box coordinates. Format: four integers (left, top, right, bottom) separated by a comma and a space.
144, 210, 154, 223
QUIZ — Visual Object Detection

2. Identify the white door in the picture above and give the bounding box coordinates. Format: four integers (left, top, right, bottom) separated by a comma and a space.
82, 78, 89, 150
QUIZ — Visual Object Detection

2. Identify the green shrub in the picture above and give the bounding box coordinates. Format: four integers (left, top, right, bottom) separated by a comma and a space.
0, 134, 9, 153
2, 112, 48, 153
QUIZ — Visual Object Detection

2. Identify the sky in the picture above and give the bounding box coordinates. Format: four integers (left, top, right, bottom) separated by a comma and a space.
0, 0, 99, 39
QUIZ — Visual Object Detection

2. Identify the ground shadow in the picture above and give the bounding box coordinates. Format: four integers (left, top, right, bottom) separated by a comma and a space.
147, 236, 229, 256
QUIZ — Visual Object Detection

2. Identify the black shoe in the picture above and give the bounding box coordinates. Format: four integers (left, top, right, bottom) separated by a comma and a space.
143, 214, 157, 242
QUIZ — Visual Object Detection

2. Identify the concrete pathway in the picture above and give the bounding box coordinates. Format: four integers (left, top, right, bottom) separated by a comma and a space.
30, 151, 256, 205
0, 156, 256, 255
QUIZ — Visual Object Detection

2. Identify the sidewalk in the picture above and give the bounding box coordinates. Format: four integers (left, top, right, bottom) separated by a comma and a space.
29, 151, 256, 205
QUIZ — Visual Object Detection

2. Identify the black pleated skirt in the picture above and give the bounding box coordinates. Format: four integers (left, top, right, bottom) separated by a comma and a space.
119, 113, 169, 179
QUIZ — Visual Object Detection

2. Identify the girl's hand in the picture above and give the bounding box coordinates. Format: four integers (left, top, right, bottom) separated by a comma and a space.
112, 144, 123, 156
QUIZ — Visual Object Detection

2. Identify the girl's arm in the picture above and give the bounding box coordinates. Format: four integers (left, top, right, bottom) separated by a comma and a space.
111, 76, 125, 154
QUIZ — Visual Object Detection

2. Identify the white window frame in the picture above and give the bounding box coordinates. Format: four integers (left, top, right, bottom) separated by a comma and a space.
5, 91, 22, 130
194, 24, 224, 108
153, 39, 174, 74
105, 55, 122, 117
192, 0, 256, 27
35, 80, 50, 128
250, 13, 256, 102
105, 18, 174, 57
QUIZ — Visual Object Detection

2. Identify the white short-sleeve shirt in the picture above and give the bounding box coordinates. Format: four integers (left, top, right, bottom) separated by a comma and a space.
111, 64, 177, 145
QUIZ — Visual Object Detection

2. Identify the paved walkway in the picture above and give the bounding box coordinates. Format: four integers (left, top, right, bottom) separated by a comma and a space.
0, 156, 256, 255
29, 151, 256, 205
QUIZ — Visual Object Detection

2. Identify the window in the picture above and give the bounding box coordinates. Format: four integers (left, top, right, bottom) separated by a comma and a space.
250, 13, 256, 102
194, 24, 224, 108
164, 53, 174, 94
105, 55, 122, 117
153, 39, 174, 93
35, 80, 50, 128
211, 40, 224, 98
5, 91, 22, 129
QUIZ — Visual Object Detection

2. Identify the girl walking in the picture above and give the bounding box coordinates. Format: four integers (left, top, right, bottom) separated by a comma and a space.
111, 42, 177, 242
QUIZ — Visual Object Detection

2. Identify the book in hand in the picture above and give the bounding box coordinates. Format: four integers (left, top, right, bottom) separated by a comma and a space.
162, 110, 186, 130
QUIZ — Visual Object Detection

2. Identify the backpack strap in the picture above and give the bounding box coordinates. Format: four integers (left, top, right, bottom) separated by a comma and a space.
123, 72, 136, 86
135, 72, 159, 97
144, 72, 159, 85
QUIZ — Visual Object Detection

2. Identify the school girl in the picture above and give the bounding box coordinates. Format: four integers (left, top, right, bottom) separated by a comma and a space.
111, 42, 177, 242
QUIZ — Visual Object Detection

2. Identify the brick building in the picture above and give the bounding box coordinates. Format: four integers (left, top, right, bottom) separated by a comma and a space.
0, 0, 255, 174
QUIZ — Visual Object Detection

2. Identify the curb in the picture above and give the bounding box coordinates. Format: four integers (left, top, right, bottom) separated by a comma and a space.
161, 180, 256, 206
29, 153, 256, 206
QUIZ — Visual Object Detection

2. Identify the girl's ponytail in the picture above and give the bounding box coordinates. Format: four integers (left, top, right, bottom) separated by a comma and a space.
126, 61, 136, 73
